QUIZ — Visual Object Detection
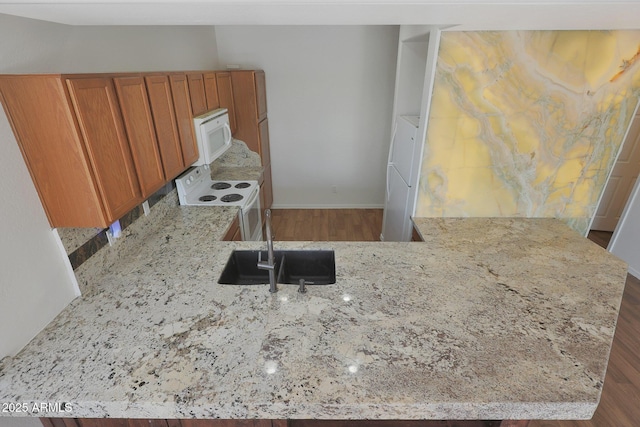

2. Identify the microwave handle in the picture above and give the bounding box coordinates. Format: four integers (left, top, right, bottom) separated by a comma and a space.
224, 122, 232, 145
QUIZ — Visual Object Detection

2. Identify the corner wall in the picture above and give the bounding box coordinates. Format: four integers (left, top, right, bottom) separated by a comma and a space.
0, 13, 219, 360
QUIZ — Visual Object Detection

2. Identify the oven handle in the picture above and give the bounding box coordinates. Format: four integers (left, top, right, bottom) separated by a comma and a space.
243, 185, 261, 212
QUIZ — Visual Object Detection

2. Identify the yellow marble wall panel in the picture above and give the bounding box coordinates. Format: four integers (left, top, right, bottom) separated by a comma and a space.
416, 30, 640, 234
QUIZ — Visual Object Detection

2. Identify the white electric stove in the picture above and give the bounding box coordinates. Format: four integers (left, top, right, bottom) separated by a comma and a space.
175, 165, 262, 240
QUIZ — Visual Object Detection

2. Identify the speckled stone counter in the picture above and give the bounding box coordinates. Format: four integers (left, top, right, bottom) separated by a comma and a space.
209, 138, 263, 182
211, 165, 263, 182
0, 217, 628, 421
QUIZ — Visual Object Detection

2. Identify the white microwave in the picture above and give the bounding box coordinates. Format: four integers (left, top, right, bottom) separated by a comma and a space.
192, 108, 232, 166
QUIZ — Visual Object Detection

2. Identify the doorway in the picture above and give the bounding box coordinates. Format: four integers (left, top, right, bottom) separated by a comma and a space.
590, 102, 640, 235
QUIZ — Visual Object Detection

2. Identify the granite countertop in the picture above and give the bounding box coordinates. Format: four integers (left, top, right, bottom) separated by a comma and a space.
0, 215, 628, 421
211, 165, 263, 182
209, 138, 263, 182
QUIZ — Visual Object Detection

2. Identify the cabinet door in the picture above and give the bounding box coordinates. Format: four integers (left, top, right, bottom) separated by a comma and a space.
216, 72, 237, 134
0, 75, 106, 227
230, 70, 261, 153
187, 73, 208, 116
222, 216, 241, 241
255, 70, 267, 122
145, 75, 186, 180
203, 72, 220, 110
169, 74, 199, 166
114, 76, 165, 198
66, 77, 142, 222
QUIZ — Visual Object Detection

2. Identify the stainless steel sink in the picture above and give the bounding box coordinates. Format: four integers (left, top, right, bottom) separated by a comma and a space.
218, 250, 336, 285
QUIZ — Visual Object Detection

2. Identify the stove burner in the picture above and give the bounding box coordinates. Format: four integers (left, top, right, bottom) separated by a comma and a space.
221, 194, 244, 203
199, 195, 217, 202
234, 182, 251, 189
211, 182, 232, 190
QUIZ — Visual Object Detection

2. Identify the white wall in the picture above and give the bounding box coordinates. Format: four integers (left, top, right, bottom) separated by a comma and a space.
215, 26, 398, 208
0, 13, 219, 363
609, 177, 640, 279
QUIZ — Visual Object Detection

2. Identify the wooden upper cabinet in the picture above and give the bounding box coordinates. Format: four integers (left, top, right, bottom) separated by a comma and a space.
169, 74, 199, 166
230, 70, 273, 209
230, 70, 268, 155
0, 75, 107, 227
66, 77, 142, 223
145, 75, 186, 180
187, 73, 208, 117
113, 76, 165, 198
216, 72, 237, 133
203, 72, 220, 111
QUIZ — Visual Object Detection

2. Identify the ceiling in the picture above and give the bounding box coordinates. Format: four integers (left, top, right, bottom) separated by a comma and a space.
1, 0, 640, 30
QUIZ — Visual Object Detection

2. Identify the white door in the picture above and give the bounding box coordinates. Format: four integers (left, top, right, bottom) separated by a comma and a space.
382, 165, 412, 242
592, 112, 640, 231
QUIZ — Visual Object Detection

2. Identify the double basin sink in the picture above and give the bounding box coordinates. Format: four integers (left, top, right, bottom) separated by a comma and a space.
218, 249, 336, 286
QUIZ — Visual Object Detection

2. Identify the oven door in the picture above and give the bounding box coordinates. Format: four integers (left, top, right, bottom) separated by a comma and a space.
239, 186, 263, 241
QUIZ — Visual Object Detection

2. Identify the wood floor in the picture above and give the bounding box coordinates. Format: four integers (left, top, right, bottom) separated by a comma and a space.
585, 230, 613, 250
530, 230, 640, 427
269, 212, 640, 426
270, 209, 383, 241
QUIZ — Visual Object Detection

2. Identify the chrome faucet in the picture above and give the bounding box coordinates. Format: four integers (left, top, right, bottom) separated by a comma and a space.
257, 209, 277, 293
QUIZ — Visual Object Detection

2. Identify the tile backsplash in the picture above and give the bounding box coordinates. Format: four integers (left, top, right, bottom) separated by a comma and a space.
57, 182, 177, 270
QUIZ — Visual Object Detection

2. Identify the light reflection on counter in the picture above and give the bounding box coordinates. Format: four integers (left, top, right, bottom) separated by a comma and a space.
264, 360, 278, 375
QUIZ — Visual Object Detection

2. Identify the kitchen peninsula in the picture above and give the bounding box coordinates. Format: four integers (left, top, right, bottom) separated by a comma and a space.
0, 196, 628, 424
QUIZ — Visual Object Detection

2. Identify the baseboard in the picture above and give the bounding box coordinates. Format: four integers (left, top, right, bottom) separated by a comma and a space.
628, 266, 640, 280
271, 204, 385, 209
